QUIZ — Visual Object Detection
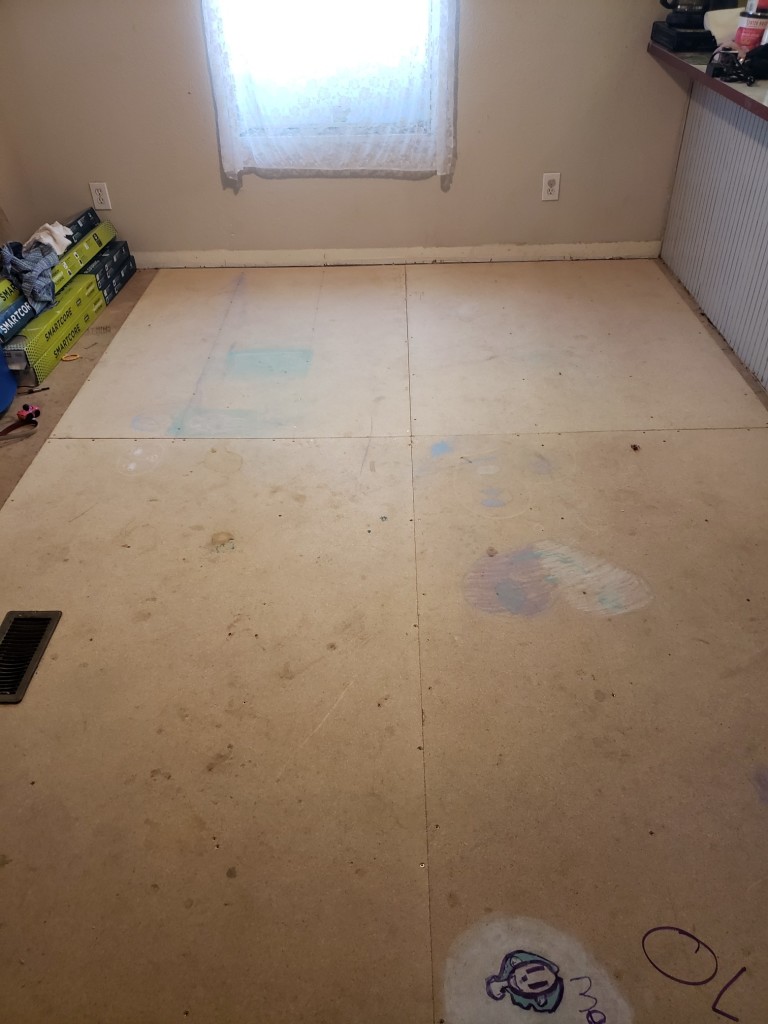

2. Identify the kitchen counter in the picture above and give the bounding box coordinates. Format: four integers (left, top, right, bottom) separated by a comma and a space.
650, 40, 768, 393
648, 40, 768, 123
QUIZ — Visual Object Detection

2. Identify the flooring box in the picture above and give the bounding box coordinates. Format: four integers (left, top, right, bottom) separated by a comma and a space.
0, 277, 21, 314
4, 281, 104, 385
80, 240, 131, 291
100, 255, 136, 305
0, 295, 36, 342
65, 206, 101, 245
51, 221, 116, 292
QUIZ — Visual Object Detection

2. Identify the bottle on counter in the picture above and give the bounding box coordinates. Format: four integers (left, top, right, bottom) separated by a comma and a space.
734, 10, 768, 49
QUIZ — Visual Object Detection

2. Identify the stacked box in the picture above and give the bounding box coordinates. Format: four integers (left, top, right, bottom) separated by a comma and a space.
0, 277, 21, 313
80, 240, 131, 291
4, 275, 104, 386
65, 207, 101, 245
101, 256, 136, 304
0, 296, 36, 341
51, 221, 117, 292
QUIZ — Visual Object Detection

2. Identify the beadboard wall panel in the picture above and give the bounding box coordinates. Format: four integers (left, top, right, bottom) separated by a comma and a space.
662, 82, 768, 390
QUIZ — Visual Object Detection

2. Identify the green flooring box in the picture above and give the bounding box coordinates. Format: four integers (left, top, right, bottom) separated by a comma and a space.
51, 221, 117, 292
0, 277, 21, 313
5, 278, 105, 385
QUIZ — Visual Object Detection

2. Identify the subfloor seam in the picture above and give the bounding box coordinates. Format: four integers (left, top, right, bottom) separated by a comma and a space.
405, 263, 438, 1023
45, 423, 768, 444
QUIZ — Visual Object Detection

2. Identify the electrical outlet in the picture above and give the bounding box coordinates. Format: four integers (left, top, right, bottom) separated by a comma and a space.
542, 172, 560, 202
89, 182, 112, 210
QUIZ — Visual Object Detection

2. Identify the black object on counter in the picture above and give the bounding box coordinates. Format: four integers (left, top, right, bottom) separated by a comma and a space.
743, 42, 768, 79
706, 47, 754, 84
651, 20, 717, 51
652, 0, 739, 52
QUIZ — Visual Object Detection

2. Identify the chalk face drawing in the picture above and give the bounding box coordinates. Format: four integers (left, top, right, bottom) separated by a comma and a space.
444, 916, 633, 1024
486, 950, 565, 1014
464, 542, 652, 618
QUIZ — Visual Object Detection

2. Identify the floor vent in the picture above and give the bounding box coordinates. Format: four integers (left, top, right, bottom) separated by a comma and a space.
0, 612, 62, 705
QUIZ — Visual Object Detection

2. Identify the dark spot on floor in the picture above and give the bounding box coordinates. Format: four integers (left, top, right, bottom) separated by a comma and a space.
184, 898, 194, 909
447, 891, 460, 908
753, 765, 768, 805
0, 854, 11, 868
327, 642, 337, 650
631, 444, 640, 452
226, 867, 237, 879
206, 748, 234, 772
150, 768, 172, 780
151, 883, 160, 892
487, 546, 498, 558
594, 689, 607, 703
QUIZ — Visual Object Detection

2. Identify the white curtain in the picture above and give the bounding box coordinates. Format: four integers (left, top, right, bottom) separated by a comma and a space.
200, 0, 458, 181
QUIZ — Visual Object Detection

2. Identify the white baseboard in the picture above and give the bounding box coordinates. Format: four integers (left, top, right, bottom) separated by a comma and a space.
134, 241, 661, 270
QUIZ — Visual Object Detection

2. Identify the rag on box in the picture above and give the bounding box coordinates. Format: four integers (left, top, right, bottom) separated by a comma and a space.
0, 220, 74, 314
0, 241, 59, 314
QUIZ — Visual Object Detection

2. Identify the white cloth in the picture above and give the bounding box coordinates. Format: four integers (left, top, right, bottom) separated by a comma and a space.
704, 8, 745, 45
201, 0, 458, 180
23, 222, 73, 256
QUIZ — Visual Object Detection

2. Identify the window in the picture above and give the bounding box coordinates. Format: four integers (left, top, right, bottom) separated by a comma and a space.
201, 0, 458, 182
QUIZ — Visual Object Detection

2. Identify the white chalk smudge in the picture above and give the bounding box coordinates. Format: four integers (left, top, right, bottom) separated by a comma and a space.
116, 441, 165, 475
537, 542, 653, 617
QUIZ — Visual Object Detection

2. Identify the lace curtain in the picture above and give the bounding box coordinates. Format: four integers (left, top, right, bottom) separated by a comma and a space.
200, 0, 458, 182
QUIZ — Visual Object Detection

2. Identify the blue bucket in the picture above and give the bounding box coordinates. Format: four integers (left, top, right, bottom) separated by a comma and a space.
0, 350, 17, 416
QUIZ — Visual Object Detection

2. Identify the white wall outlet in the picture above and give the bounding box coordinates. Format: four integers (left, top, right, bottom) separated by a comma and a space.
542, 172, 561, 201
89, 182, 112, 210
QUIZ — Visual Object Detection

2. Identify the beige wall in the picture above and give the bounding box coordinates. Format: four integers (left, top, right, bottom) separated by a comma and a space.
0, 115, 34, 244
2, 0, 689, 255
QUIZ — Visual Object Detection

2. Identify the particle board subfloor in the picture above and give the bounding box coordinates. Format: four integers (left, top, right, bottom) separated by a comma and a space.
0, 260, 766, 1024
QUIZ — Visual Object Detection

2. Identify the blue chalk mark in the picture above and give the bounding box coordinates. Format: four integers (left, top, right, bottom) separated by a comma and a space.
494, 578, 551, 617
481, 487, 506, 509
598, 592, 624, 613
431, 440, 454, 458
226, 348, 313, 378
168, 407, 286, 438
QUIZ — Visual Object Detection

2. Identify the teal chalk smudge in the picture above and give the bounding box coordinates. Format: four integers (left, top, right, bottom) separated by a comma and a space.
168, 408, 286, 438
226, 348, 313, 378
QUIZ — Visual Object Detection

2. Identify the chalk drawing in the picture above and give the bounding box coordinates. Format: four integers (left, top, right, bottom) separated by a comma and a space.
169, 408, 286, 438
432, 440, 455, 458
642, 925, 749, 1022
115, 441, 165, 475
530, 454, 554, 475
486, 950, 565, 1014
464, 543, 652, 618
481, 487, 507, 509
130, 413, 173, 435
452, 450, 528, 520
445, 916, 633, 1023
225, 348, 313, 378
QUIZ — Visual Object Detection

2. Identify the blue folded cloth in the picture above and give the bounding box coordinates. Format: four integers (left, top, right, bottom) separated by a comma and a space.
1, 241, 59, 314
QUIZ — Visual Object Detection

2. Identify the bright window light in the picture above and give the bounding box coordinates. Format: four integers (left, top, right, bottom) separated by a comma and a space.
201, 0, 458, 178
216, 0, 431, 85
